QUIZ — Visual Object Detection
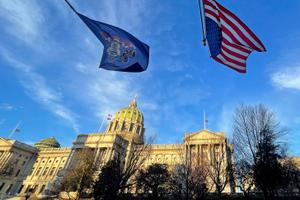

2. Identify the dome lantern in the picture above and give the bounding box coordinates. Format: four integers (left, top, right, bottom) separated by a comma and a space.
129, 95, 137, 108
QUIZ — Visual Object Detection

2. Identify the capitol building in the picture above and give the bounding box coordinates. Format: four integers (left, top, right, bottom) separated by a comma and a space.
0, 98, 234, 199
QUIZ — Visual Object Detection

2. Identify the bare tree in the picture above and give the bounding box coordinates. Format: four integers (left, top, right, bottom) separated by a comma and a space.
233, 104, 286, 199
233, 104, 283, 166
207, 144, 231, 199
60, 148, 96, 200
235, 159, 254, 199
172, 140, 210, 200
188, 155, 209, 200
93, 136, 154, 199
280, 157, 300, 197
119, 136, 154, 192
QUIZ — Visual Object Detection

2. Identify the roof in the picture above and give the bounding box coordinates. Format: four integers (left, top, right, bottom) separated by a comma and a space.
34, 137, 61, 149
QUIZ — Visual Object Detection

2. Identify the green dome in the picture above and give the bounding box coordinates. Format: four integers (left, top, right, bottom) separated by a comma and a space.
105, 97, 145, 143
34, 137, 60, 149
114, 97, 144, 124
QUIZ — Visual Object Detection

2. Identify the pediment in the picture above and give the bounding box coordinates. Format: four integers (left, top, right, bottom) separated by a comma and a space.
0, 137, 14, 147
186, 130, 225, 141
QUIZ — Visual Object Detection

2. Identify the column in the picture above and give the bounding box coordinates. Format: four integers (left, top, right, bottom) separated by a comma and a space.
0, 152, 13, 169
0, 151, 10, 168
197, 145, 200, 165
64, 149, 75, 170
0, 151, 9, 165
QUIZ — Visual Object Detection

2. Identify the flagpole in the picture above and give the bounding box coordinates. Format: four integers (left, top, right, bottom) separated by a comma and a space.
203, 111, 206, 129
63, 0, 78, 14
8, 120, 22, 138
198, 0, 207, 46
97, 116, 106, 133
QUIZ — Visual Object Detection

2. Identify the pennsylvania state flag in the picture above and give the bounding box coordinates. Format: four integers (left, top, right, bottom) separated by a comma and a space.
78, 13, 150, 72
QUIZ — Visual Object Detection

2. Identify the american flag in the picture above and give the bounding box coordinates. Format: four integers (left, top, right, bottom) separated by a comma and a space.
203, 0, 266, 73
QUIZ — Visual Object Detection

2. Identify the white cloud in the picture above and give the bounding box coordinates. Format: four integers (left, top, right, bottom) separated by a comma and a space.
217, 104, 234, 139
271, 66, 300, 90
0, 103, 19, 111
0, 49, 79, 133
0, 0, 44, 44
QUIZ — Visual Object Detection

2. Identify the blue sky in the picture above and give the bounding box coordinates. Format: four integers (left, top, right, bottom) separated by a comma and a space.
0, 0, 300, 156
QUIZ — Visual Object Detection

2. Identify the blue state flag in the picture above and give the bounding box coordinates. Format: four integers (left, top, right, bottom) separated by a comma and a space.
78, 13, 150, 72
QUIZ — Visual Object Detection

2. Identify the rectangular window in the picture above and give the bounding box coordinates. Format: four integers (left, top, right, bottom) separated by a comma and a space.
25, 185, 32, 193
57, 167, 63, 175
15, 169, 21, 177
42, 167, 49, 176
30, 168, 35, 176
5, 184, 13, 194
17, 185, 24, 194
35, 167, 42, 176
0, 183, 5, 192
49, 167, 55, 176
32, 185, 38, 192
39, 185, 46, 194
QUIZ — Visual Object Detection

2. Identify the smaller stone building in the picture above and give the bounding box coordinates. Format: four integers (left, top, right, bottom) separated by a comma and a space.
0, 138, 37, 199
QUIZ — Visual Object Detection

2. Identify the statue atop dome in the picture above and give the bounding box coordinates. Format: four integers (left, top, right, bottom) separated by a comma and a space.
129, 94, 138, 108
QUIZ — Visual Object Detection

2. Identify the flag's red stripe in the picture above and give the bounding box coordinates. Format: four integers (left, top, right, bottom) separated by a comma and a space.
221, 26, 244, 47
204, 0, 217, 10
205, 9, 219, 20
222, 38, 252, 54
219, 12, 261, 51
221, 45, 247, 60
220, 52, 246, 67
214, 57, 246, 73
215, 1, 266, 51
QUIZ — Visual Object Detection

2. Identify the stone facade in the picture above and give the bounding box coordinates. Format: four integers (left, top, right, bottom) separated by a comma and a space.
0, 98, 235, 199
19, 148, 71, 196
0, 139, 37, 199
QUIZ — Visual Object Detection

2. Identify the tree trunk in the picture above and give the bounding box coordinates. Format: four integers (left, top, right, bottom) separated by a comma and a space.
243, 191, 250, 200
217, 186, 222, 200
262, 188, 268, 200
153, 186, 158, 200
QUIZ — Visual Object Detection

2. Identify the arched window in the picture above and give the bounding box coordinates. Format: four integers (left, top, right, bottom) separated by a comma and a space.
114, 121, 118, 131
108, 123, 112, 131
121, 122, 126, 131
136, 126, 140, 134
129, 124, 133, 132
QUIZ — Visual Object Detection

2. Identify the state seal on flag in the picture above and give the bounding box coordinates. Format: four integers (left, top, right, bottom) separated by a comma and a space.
101, 32, 136, 64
